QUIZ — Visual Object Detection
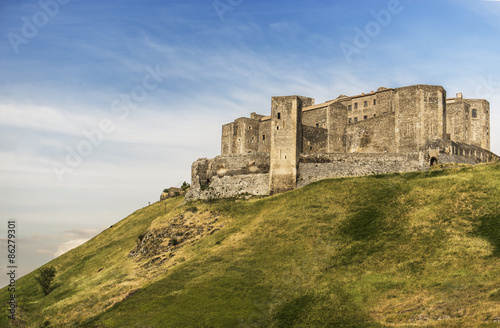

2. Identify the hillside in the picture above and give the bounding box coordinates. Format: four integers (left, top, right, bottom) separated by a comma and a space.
2, 163, 500, 327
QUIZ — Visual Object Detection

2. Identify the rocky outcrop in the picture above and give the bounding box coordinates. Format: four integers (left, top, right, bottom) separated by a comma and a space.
129, 210, 224, 268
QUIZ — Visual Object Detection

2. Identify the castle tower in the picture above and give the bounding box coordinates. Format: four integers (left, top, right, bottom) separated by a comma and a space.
269, 96, 303, 195
465, 99, 490, 150
394, 85, 446, 153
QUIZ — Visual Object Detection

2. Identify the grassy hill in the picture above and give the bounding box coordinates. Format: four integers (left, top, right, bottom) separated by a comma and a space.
2, 163, 500, 327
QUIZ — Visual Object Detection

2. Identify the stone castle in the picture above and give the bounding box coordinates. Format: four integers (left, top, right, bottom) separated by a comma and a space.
186, 84, 498, 200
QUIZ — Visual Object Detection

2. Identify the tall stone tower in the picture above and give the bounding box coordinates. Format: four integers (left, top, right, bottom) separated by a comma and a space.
394, 85, 446, 153
269, 96, 303, 195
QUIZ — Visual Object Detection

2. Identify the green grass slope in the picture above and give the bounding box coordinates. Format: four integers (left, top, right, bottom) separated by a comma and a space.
3, 163, 500, 327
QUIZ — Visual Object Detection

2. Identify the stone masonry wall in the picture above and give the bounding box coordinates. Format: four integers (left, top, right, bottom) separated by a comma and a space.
185, 153, 271, 201
185, 173, 269, 201
345, 113, 396, 153
297, 153, 425, 188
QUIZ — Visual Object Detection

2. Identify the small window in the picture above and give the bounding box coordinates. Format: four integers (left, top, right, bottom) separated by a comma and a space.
364, 101, 367, 107
373, 114, 376, 117
348, 105, 352, 110
354, 103, 358, 109
316, 123, 319, 128
277, 112, 281, 119
277, 126, 279, 130
373, 99, 376, 105
248, 126, 251, 129
354, 117, 358, 122
364, 115, 367, 120
472, 109, 477, 118
262, 135, 265, 141
349, 118, 352, 123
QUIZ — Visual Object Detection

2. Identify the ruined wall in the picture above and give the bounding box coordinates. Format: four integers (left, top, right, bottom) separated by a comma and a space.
269, 96, 303, 194
185, 153, 271, 200
297, 153, 424, 188
465, 99, 490, 150
345, 113, 396, 153
185, 173, 269, 201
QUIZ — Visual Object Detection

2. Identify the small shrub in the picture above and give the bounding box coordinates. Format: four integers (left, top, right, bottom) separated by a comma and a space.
186, 206, 198, 213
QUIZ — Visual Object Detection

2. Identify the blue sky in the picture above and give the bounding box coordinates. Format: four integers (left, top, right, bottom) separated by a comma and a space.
1, 0, 500, 284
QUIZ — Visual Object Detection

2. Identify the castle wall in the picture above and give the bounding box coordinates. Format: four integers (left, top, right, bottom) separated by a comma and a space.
302, 106, 327, 128
269, 96, 303, 194
221, 117, 260, 155
345, 113, 396, 153
221, 123, 233, 155
341, 88, 395, 123
302, 125, 328, 154
258, 118, 271, 153
297, 153, 425, 188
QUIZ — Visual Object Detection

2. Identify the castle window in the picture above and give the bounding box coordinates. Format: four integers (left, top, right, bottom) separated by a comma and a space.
354, 103, 358, 109
373, 99, 376, 105
316, 123, 319, 128
354, 117, 358, 122
262, 135, 265, 141
364, 115, 367, 120
364, 101, 367, 107
277, 112, 281, 119
374, 114, 376, 117
349, 118, 352, 123
277, 126, 279, 130
472, 109, 477, 118
348, 105, 352, 110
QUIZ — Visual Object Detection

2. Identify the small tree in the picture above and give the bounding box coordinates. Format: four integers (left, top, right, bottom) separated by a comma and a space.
35, 266, 57, 295
181, 181, 190, 191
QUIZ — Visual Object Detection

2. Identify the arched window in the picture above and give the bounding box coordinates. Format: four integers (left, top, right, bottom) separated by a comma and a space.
430, 157, 438, 166
472, 109, 477, 118
277, 112, 281, 119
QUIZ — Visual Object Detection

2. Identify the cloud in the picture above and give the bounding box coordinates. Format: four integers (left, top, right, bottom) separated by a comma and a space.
36, 249, 54, 255
54, 238, 89, 257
